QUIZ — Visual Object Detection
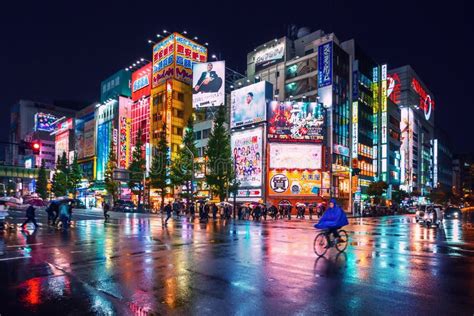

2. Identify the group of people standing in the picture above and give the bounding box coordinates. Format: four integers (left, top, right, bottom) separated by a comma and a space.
238, 203, 326, 221
21, 199, 75, 230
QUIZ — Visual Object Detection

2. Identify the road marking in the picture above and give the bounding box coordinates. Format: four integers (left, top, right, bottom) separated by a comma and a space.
0, 256, 31, 262
7, 243, 43, 248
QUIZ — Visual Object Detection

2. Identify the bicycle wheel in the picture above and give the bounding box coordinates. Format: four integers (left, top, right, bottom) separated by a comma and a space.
313, 233, 329, 257
335, 230, 349, 253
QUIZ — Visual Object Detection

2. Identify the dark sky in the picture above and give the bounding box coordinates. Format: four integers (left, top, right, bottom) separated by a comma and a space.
1, 0, 472, 153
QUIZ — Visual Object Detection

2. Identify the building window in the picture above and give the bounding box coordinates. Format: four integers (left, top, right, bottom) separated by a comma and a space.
195, 131, 202, 140
173, 91, 185, 102
202, 128, 211, 139
174, 127, 183, 136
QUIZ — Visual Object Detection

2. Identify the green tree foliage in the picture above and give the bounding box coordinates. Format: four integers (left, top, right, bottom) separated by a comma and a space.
68, 153, 82, 198
205, 106, 235, 202
170, 117, 197, 200
128, 128, 146, 205
149, 130, 170, 209
36, 160, 49, 200
367, 181, 388, 204
105, 139, 119, 203
52, 154, 68, 197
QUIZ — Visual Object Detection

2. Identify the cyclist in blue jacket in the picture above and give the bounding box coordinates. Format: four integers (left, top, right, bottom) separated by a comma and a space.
314, 198, 348, 240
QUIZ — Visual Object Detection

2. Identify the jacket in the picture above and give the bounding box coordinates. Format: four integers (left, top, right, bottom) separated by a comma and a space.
314, 199, 349, 229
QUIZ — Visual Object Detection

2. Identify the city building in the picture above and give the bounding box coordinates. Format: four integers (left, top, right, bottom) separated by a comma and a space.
95, 69, 132, 181
149, 32, 207, 158
433, 128, 453, 190
388, 65, 436, 195
453, 153, 473, 198
7, 100, 78, 167
75, 103, 96, 180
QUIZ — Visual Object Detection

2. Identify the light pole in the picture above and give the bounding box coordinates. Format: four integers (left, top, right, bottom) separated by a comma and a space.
180, 144, 195, 209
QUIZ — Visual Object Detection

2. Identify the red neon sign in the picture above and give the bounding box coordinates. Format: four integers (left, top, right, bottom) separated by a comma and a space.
411, 78, 434, 120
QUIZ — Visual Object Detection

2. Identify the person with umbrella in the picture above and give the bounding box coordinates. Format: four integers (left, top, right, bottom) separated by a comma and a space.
21, 204, 38, 229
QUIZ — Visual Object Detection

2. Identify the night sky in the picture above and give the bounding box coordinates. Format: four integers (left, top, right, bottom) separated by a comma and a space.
1, 0, 472, 153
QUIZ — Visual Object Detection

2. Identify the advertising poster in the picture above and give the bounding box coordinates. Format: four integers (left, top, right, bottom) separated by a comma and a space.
231, 127, 263, 188
192, 61, 225, 108
132, 63, 152, 101
267, 101, 325, 142
268, 170, 322, 196
255, 42, 285, 72
75, 124, 84, 159
269, 143, 322, 170
175, 34, 207, 85
118, 97, 131, 169
230, 81, 268, 128
83, 120, 95, 158
55, 132, 69, 160
34, 113, 57, 132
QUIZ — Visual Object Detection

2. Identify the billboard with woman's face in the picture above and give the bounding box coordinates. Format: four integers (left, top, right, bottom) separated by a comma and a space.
230, 81, 271, 128
231, 126, 263, 188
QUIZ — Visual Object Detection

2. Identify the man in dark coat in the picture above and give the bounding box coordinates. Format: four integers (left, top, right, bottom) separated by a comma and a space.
21, 205, 38, 229
164, 202, 172, 225
193, 63, 223, 94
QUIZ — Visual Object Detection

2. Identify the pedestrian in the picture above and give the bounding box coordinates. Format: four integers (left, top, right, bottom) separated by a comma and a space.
164, 202, 172, 225
279, 206, 284, 219
287, 205, 292, 220
58, 202, 70, 229
309, 204, 314, 220
199, 203, 204, 219
262, 205, 268, 221
45, 202, 55, 225
21, 204, 38, 229
189, 203, 195, 220
103, 201, 110, 220
238, 206, 243, 220
212, 203, 218, 219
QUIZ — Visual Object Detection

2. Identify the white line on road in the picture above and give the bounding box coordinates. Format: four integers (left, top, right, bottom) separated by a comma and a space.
7, 243, 43, 248
0, 256, 31, 262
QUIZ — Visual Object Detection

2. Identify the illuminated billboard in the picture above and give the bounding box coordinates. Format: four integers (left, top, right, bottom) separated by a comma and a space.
269, 143, 322, 170
131, 63, 152, 101
268, 170, 322, 196
152, 33, 207, 88
100, 69, 131, 102
267, 101, 324, 142
152, 34, 175, 87
118, 97, 131, 169
318, 41, 332, 88
83, 119, 95, 158
192, 61, 225, 108
55, 132, 69, 161
231, 127, 264, 188
255, 42, 285, 72
230, 81, 271, 128
34, 113, 57, 132
175, 34, 207, 85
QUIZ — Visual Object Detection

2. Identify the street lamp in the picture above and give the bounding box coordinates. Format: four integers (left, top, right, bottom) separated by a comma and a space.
180, 144, 195, 209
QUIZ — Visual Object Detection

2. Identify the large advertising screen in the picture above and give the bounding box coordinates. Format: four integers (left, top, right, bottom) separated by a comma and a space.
231, 127, 264, 188
255, 42, 285, 72
230, 81, 269, 128
268, 169, 322, 196
55, 132, 69, 160
34, 113, 57, 132
267, 101, 325, 142
132, 63, 152, 101
269, 143, 322, 170
192, 61, 225, 108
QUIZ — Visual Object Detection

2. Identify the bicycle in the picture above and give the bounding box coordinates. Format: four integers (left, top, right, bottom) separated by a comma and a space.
313, 229, 349, 257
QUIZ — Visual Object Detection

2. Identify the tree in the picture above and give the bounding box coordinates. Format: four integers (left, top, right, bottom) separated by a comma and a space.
367, 181, 388, 204
68, 153, 82, 198
36, 160, 49, 200
105, 139, 119, 203
205, 106, 234, 202
170, 117, 197, 200
149, 130, 170, 210
391, 189, 409, 204
52, 155, 68, 197
128, 128, 146, 205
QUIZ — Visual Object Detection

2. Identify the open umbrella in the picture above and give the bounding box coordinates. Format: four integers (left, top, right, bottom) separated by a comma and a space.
27, 198, 48, 207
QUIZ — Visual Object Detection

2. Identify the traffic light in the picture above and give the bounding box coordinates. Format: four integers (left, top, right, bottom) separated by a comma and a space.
31, 141, 41, 155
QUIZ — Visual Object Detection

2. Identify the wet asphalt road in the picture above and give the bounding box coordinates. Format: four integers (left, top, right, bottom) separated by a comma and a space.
1, 210, 473, 315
